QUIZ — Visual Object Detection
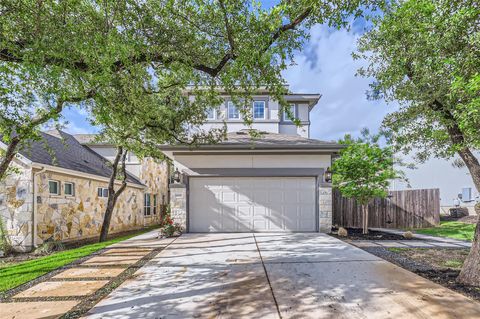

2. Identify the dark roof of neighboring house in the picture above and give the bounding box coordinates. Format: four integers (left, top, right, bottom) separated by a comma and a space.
160, 130, 343, 151
16, 130, 143, 186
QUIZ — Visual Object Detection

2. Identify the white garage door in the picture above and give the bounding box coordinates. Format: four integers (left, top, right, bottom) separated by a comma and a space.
189, 177, 317, 232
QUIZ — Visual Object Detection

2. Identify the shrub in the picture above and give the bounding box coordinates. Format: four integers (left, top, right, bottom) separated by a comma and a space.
338, 227, 348, 237
403, 231, 414, 239
159, 208, 183, 238
34, 240, 65, 255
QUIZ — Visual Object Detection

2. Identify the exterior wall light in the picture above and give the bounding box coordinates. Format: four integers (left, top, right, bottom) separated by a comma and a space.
173, 169, 181, 183
324, 167, 332, 183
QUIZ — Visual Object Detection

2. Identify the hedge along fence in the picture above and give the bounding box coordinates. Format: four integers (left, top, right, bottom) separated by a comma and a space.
333, 188, 440, 229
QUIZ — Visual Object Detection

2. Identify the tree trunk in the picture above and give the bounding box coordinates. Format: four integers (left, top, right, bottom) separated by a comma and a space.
456, 148, 480, 286
0, 137, 20, 181
99, 147, 128, 242
427, 101, 480, 286
362, 204, 369, 235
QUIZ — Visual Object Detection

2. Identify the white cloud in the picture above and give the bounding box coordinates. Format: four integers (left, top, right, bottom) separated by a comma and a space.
284, 24, 396, 141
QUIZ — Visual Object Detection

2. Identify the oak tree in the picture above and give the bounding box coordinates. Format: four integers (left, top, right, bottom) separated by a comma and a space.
356, 0, 480, 285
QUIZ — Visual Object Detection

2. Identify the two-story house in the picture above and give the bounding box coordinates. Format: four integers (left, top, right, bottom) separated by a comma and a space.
162, 90, 342, 233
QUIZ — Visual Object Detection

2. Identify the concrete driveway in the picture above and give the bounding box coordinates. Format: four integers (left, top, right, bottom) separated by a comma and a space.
85, 232, 480, 319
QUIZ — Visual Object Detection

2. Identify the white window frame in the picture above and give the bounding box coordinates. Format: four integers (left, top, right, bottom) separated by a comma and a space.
283, 104, 296, 122
97, 187, 109, 198
64, 182, 75, 196
252, 101, 266, 120
206, 108, 216, 120
144, 193, 151, 216
48, 180, 60, 195
227, 101, 240, 119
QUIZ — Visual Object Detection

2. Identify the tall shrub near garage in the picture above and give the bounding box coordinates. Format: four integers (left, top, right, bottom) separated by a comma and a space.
332, 130, 400, 234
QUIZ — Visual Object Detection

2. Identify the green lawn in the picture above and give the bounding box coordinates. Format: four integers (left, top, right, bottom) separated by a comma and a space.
0, 228, 156, 293
415, 221, 476, 241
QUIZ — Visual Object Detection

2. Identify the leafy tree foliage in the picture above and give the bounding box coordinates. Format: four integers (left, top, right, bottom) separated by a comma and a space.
356, 0, 480, 285
332, 130, 400, 234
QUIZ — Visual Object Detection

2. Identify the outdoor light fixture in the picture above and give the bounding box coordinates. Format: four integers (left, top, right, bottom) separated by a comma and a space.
324, 167, 332, 183
173, 168, 181, 183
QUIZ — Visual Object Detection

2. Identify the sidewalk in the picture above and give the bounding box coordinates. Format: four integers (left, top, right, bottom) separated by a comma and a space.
348, 228, 472, 249
0, 229, 174, 319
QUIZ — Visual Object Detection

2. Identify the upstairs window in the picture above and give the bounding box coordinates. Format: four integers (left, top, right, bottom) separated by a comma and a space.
48, 180, 60, 195
206, 108, 216, 120
283, 104, 296, 122
97, 187, 109, 198
144, 193, 151, 216
253, 101, 265, 119
227, 101, 240, 119
64, 182, 75, 196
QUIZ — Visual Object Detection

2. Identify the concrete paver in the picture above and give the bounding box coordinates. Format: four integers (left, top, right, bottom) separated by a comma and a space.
0, 301, 79, 319
82, 255, 144, 266
14, 280, 109, 298
85, 233, 480, 319
53, 267, 125, 279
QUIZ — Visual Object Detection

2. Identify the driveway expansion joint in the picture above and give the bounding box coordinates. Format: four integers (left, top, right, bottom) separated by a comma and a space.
253, 233, 282, 319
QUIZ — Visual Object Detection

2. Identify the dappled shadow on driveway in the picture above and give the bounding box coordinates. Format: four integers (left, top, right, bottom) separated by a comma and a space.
84, 233, 480, 319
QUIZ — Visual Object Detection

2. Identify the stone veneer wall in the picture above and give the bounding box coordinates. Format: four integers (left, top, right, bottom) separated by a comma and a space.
138, 158, 169, 207
318, 186, 333, 233
0, 161, 34, 251
34, 170, 158, 245
169, 184, 187, 230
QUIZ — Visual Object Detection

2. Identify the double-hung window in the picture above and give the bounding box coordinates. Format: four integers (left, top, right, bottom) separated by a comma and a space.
64, 182, 75, 196
153, 194, 157, 215
227, 101, 240, 119
97, 187, 109, 198
48, 180, 60, 195
206, 108, 216, 120
283, 104, 296, 122
253, 101, 265, 119
144, 193, 151, 216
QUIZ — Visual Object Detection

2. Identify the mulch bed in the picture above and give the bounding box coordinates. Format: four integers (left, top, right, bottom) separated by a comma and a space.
330, 227, 416, 241
363, 247, 480, 302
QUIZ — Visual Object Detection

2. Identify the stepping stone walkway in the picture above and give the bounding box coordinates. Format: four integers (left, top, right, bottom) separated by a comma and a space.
0, 229, 175, 319
348, 228, 472, 248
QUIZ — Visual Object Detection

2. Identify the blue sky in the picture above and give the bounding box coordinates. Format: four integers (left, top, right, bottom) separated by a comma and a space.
61, 6, 394, 141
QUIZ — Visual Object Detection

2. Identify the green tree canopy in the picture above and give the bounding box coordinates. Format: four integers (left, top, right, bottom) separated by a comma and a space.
0, 0, 382, 180
332, 130, 400, 233
356, 0, 480, 285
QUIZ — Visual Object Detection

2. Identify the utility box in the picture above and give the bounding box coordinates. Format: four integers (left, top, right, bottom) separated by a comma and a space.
462, 187, 472, 202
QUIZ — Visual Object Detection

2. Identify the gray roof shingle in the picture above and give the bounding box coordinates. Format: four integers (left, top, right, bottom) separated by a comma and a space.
160, 129, 343, 151
17, 130, 143, 186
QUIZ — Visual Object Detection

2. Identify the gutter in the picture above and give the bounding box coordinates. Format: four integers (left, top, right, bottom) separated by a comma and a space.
30, 163, 145, 189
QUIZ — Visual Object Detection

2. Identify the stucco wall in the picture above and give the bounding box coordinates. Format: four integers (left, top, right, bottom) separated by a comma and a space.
0, 161, 34, 251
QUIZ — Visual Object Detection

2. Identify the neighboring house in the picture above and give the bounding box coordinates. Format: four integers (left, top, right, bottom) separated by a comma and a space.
162, 92, 342, 233
0, 130, 168, 252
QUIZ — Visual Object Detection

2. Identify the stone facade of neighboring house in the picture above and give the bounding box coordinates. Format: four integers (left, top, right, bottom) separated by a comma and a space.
0, 130, 169, 252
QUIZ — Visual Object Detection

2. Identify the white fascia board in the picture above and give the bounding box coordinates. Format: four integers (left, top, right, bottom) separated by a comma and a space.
30, 163, 146, 189
0, 141, 33, 166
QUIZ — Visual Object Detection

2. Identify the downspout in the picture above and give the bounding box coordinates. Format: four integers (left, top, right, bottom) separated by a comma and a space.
32, 167, 46, 249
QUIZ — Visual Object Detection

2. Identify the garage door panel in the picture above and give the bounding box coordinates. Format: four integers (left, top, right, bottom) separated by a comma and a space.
189, 177, 317, 232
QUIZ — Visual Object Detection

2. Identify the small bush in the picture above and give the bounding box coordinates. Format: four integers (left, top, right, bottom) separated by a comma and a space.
403, 231, 414, 239
34, 240, 65, 255
337, 227, 348, 237
159, 208, 183, 238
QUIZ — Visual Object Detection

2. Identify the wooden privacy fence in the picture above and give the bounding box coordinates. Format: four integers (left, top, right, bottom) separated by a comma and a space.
333, 188, 440, 229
